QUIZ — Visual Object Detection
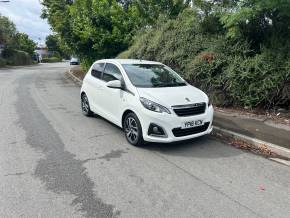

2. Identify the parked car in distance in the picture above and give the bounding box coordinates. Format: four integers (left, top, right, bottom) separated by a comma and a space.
70, 57, 79, 65
80, 59, 214, 146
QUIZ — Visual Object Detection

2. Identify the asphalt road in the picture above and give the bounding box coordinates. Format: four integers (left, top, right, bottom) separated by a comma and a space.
0, 63, 289, 218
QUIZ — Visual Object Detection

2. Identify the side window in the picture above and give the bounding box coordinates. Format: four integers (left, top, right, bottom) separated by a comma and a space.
102, 63, 123, 82
91, 63, 104, 79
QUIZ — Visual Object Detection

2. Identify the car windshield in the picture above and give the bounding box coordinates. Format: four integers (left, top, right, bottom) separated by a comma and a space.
122, 64, 187, 88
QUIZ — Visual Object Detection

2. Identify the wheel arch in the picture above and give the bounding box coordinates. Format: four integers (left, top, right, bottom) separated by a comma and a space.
121, 109, 135, 129
81, 91, 86, 97
80, 91, 92, 109
81, 91, 90, 102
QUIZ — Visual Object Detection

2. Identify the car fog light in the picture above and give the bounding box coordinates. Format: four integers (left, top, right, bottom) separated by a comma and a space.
148, 124, 167, 137
152, 127, 158, 132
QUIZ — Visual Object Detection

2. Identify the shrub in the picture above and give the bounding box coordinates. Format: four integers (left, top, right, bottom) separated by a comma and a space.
185, 44, 290, 108
2, 49, 32, 66
116, 50, 130, 59
120, 9, 290, 109
42, 57, 62, 63
186, 51, 230, 106
0, 58, 6, 67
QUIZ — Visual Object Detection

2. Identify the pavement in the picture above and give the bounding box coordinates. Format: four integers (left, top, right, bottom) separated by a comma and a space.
214, 112, 290, 150
1, 62, 290, 218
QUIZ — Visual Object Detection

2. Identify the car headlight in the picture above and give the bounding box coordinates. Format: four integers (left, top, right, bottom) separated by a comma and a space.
140, 97, 171, 114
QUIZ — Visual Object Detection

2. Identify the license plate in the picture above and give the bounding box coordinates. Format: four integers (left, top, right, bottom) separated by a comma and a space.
183, 120, 203, 129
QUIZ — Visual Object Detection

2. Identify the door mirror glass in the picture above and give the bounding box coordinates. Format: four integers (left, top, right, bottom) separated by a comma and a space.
106, 80, 122, 89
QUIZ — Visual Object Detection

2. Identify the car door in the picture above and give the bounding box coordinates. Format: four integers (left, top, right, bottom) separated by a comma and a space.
85, 62, 105, 113
98, 63, 125, 125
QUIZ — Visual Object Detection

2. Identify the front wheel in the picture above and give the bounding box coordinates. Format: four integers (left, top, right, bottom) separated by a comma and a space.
81, 93, 94, 116
123, 113, 144, 146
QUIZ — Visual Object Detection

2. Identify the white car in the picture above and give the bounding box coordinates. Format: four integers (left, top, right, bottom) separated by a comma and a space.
70, 57, 79, 65
81, 59, 214, 146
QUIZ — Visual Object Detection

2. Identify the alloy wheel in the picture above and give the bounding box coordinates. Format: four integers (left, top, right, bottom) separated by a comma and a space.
124, 116, 139, 144
82, 95, 90, 113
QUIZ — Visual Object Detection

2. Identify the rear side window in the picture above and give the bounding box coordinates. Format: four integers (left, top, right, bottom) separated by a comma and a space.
102, 63, 122, 82
91, 63, 104, 79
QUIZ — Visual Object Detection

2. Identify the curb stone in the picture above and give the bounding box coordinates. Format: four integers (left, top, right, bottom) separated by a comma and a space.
213, 126, 290, 161
66, 70, 82, 86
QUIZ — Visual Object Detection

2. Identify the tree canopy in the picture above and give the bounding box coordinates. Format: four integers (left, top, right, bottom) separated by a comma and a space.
41, 0, 290, 75
46, 34, 71, 58
220, 0, 290, 47
14, 33, 37, 56
0, 15, 16, 45
41, 0, 191, 67
0, 14, 36, 66
0, 14, 36, 56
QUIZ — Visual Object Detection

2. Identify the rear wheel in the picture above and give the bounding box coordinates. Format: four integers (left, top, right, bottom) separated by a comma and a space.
81, 93, 94, 116
123, 112, 144, 146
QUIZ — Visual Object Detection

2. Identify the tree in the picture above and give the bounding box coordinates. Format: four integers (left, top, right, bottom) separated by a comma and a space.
134, 0, 191, 24
0, 15, 36, 56
0, 15, 36, 65
14, 33, 36, 56
0, 14, 16, 45
45, 34, 71, 58
220, 0, 290, 47
41, 0, 192, 67
46, 34, 59, 52
42, 0, 142, 67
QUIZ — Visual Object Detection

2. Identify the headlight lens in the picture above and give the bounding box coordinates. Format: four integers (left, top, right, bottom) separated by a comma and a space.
140, 97, 171, 114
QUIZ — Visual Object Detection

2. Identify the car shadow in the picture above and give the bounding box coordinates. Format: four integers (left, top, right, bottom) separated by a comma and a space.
141, 136, 243, 159
90, 114, 123, 131
90, 114, 243, 159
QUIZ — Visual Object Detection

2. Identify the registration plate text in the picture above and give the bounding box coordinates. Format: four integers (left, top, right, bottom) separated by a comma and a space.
183, 120, 203, 129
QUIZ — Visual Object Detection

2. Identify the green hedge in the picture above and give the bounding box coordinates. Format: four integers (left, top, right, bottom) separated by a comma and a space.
0, 58, 6, 67
42, 57, 62, 63
2, 49, 32, 66
119, 10, 290, 109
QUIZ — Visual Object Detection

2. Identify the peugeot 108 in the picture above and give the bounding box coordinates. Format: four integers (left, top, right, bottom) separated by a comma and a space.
81, 59, 214, 146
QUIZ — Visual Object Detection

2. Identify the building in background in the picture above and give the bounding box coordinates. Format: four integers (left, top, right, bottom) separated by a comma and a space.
34, 43, 52, 62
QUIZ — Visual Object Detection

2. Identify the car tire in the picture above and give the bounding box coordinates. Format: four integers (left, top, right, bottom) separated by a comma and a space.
123, 112, 144, 146
81, 93, 94, 116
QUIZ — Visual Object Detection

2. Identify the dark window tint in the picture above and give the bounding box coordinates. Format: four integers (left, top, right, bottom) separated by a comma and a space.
91, 63, 104, 79
102, 63, 122, 82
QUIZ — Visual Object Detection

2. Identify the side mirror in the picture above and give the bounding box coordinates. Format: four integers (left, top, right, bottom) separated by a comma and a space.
106, 80, 122, 89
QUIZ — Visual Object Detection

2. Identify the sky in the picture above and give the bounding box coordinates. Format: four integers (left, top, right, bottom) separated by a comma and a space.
0, 0, 52, 44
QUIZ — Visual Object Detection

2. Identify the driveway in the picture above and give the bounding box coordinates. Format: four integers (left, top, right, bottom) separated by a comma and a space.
0, 63, 289, 218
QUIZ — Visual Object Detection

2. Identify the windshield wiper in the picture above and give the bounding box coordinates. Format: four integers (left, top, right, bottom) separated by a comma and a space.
171, 82, 186, 87
153, 82, 186, 87
153, 84, 168, 87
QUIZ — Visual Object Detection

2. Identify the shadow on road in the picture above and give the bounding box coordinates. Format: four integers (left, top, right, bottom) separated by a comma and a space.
143, 136, 243, 159
90, 115, 243, 159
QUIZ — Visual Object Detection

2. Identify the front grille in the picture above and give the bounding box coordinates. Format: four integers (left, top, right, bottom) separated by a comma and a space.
172, 122, 210, 137
172, 102, 206, 117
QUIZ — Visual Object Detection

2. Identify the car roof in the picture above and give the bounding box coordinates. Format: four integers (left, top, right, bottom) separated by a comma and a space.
97, 59, 162, 65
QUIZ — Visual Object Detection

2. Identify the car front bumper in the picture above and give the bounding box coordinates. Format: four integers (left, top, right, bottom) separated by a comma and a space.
138, 105, 214, 143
